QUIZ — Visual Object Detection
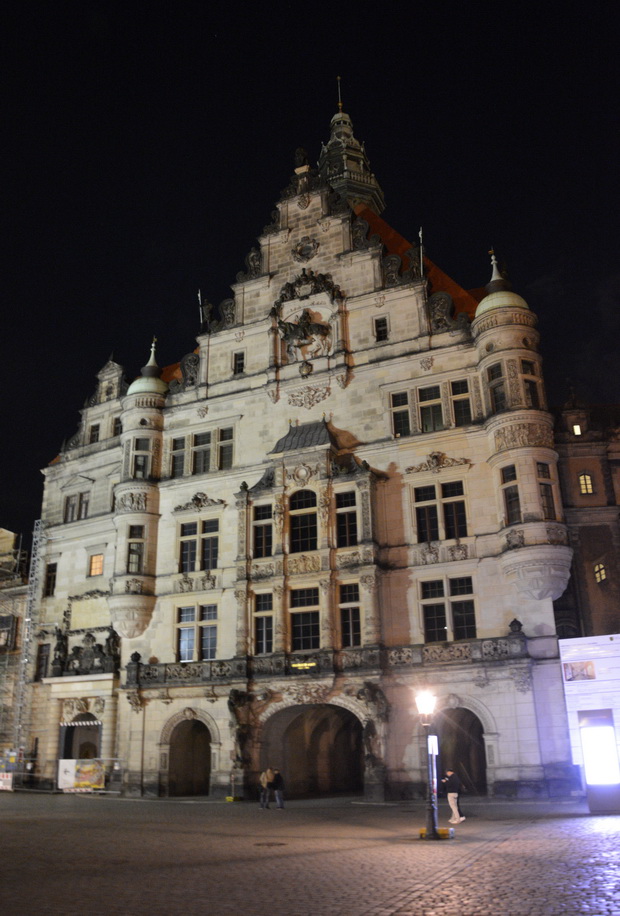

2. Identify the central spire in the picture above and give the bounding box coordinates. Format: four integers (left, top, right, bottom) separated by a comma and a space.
317, 84, 385, 215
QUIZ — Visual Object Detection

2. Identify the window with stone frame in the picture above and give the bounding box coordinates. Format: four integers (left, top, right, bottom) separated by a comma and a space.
414, 481, 467, 543
192, 432, 211, 475
450, 379, 472, 427
487, 362, 507, 413
176, 604, 218, 662
233, 351, 245, 375
170, 437, 186, 478
418, 385, 444, 432
127, 525, 145, 574
374, 316, 389, 342
253, 504, 273, 558
594, 562, 607, 583
390, 391, 411, 437
290, 587, 320, 651
578, 473, 594, 495
132, 438, 151, 479
44, 562, 57, 597
88, 553, 104, 577
64, 492, 89, 523
89, 424, 100, 444
178, 519, 219, 573
254, 593, 273, 655
218, 428, 234, 470
500, 465, 521, 525
113, 416, 122, 437
289, 489, 318, 553
536, 462, 556, 520
339, 583, 361, 648
522, 360, 541, 409
35, 643, 50, 681
420, 576, 476, 643
336, 491, 358, 547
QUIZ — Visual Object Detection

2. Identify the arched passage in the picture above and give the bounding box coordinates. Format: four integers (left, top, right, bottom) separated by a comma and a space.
168, 719, 211, 797
434, 706, 487, 795
260, 704, 363, 798
62, 713, 101, 759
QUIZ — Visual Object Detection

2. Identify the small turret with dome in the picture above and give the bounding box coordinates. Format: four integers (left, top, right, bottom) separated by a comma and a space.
126, 338, 169, 397
474, 251, 530, 318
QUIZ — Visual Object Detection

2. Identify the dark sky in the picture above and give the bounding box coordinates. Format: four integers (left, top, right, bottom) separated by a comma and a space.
3, 2, 619, 542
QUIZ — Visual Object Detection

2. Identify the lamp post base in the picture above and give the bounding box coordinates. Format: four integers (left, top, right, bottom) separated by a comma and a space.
419, 827, 455, 840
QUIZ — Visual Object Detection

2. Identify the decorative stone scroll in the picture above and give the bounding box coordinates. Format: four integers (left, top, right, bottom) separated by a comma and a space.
406, 452, 471, 475
287, 554, 321, 575
174, 492, 225, 512
287, 385, 331, 409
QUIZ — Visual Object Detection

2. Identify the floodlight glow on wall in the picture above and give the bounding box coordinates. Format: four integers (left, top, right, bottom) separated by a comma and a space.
578, 708, 620, 814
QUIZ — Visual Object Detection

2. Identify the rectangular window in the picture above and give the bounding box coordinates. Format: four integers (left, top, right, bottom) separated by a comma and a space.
233, 352, 245, 375
78, 493, 89, 520
127, 525, 145, 574
89, 424, 100, 444
339, 583, 361, 648
336, 492, 358, 547
113, 417, 122, 437
192, 432, 211, 475
218, 428, 233, 470
200, 519, 219, 571
171, 437, 186, 478
415, 485, 439, 542
200, 624, 217, 660
44, 563, 57, 597
64, 495, 78, 523
374, 316, 389, 341
419, 386, 444, 432
133, 439, 150, 479
253, 505, 273, 558
391, 392, 411, 437
179, 522, 198, 573
540, 483, 555, 520
451, 380, 472, 427
88, 554, 104, 577
255, 593, 273, 655
441, 481, 467, 539
35, 643, 50, 681
421, 577, 476, 642
176, 605, 218, 661
488, 363, 507, 413
501, 465, 521, 525
415, 483, 467, 542
290, 587, 320, 651
524, 379, 540, 409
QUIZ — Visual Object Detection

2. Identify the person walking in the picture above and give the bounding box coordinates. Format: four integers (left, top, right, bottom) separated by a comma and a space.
441, 769, 465, 823
272, 768, 285, 809
259, 767, 274, 809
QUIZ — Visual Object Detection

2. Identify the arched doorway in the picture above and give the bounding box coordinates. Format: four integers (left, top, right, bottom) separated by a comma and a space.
261, 704, 363, 798
168, 719, 211, 796
435, 707, 487, 795
62, 713, 101, 759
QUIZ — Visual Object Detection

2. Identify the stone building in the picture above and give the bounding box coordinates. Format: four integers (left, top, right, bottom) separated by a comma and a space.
553, 399, 620, 638
28, 107, 576, 799
0, 529, 29, 762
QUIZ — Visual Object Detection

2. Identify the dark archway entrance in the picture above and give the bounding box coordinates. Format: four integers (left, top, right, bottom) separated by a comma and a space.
62, 713, 101, 759
435, 707, 487, 795
261, 704, 363, 798
168, 719, 211, 796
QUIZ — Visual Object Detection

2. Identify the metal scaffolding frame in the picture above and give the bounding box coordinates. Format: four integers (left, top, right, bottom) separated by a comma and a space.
13, 520, 44, 752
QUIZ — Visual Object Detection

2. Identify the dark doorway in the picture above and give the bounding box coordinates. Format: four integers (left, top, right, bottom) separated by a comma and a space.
435, 707, 487, 795
261, 704, 363, 798
62, 713, 101, 759
168, 719, 211, 796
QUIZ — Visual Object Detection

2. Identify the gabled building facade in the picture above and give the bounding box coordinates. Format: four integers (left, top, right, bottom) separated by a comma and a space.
29, 108, 577, 799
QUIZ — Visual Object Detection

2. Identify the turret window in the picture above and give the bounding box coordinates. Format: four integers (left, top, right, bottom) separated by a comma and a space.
132, 438, 150, 479
500, 465, 521, 525
594, 563, 607, 583
127, 525, 145, 574
537, 462, 556, 520
488, 363, 507, 413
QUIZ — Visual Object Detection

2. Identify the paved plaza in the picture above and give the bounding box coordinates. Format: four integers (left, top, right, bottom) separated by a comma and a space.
0, 792, 618, 915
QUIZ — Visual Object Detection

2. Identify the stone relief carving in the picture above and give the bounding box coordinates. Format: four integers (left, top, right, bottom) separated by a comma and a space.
197, 405, 209, 418
505, 530, 525, 550
406, 452, 471, 474
428, 292, 470, 333
174, 492, 225, 511
220, 299, 236, 327
351, 216, 382, 251
124, 578, 143, 594
292, 236, 320, 262
546, 526, 568, 545
236, 248, 262, 282
287, 385, 331, 409
277, 308, 332, 361
420, 544, 440, 564
251, 563, 275, 580
115, 492, 147, 512
423, 643, 472, 663
448, 544, 468, 561
360, 574, 377, 593
169, 353, 200, 392
126, 690, 143, 713
336, 551, 361, 569
288, 554, 321, 575
272, 269, 342, 314
284, 683, 331, 704
507, 359, 521, 405
494, 423, 553, 452
510, 667, 532, 694
420, 357, 434, 371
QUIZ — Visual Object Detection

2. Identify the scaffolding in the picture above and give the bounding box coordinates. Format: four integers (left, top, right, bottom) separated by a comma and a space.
13, 520, 44, 754
0, 531, 29, 752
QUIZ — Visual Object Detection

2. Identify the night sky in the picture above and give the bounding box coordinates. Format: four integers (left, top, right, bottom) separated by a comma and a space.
4, 2, 619, 543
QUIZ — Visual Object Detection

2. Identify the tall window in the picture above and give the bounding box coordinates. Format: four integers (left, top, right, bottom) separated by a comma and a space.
218, 428, 234, 470
421, 577, 476, 643
336, 492, 358, 547
233, 352, 245, 374
578, 473, 593, 494
171, 437, 186, 478
254, 593, 273, 654
133, 438, 150, 479
522, 360, 541, 409
127, 525, 145, 574
451, 380, 472, 427
89, 424, 100, 444
340, 583, 361, 647
391, 392, 410, 437
35, 644, 50, 681
414, 482, 467, 542
44, 563, 57, 597
192, 432, 211, 475
78, 492, 89, 520
176, 604, 217, 662
594, 563, 607, 583
488, 363, 507, 413
374, 316, 389, 341
501, 465, 521, 525
113, 416, 122, 437
64, 492, 89, 523
178, 520, 219, 573
537, 462, 556, 520
419, 385, 444, 432
290, 587, 320, 651
253, 505, 273, 558
289, 490, 317, 553
88, 554, 104, 577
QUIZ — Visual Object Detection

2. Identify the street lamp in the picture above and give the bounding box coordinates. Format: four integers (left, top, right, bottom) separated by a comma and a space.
415, 690, 442, 840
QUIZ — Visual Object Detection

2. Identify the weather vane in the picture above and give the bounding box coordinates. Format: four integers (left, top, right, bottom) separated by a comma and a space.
337, 75, 343, 112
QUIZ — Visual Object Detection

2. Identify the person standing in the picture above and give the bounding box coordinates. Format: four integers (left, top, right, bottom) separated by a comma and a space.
259, 767, 274, 809
272, 768, 285, 809
442, 769, 465, 823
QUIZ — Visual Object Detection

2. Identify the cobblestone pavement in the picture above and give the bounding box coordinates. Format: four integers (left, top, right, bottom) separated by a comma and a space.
1, 793, 619, 916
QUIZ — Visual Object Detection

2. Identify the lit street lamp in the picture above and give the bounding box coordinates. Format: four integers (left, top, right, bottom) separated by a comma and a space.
415, 690, 444, 840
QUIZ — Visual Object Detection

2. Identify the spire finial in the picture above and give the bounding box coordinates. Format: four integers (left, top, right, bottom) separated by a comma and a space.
485, 248, 511, 293
337, 75, 343, 112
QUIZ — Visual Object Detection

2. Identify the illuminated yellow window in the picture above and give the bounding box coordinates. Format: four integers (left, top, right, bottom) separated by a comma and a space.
578, 474, 593, 494
88, 554, 104, 577
594, 563, 606, 583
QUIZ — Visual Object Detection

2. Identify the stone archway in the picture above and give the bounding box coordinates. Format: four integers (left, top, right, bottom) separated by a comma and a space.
434, 706, 487, 795
62, 713, 101, 760
168, 718, 212, 797
260, 704, 363, 798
